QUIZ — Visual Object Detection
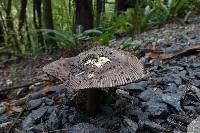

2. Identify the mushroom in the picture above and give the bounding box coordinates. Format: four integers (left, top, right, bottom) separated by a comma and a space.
43, 46, 144, 115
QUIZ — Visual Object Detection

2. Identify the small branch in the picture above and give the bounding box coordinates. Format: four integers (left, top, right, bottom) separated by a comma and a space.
47, 128, 69, 133
12, 84, 68, 106
0, 79, 49, 92
7, 110, 24, 133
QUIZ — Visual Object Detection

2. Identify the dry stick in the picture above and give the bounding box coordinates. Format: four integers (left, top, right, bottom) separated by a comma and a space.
14, 128, 24, 133
162, 44, 200, 60
0, 79, 50, 92
12, 84, 68, 106
47, 128, 69, 133
7, 109, 24, 133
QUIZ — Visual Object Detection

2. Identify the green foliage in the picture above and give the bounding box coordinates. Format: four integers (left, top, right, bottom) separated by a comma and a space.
0, 46, 20, 64
126, 4, 158, 35
83, 29, 103, 35
189, 0, 200, 14
95, 12, 129, 45
76, 29, 103, 41
110, 37, 144, 50
40, 29, 76, 49
121, 38, 143, 50
94, 0, 197, 49
0, 0, 199, 64
152, 0, 190, 21
40, 29, 103, 49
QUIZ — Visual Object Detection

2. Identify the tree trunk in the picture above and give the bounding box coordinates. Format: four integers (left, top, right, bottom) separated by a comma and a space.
18, 0, 27, 30
96, 0, 103, 27
42, 0, 56, 51
5, 0, 19, 51
69, 0, 72, 15
0, 22, 4, 45
115, 0, 136, 14
33, 0, 44, 46
75, 0, 93, 30
102, 0, 106, 12
42, 0, 54, 29
18, 0, 30, 48
5, 0, 14, 29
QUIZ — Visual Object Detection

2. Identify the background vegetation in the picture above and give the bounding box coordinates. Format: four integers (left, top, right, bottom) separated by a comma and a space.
0, 0, 199, 63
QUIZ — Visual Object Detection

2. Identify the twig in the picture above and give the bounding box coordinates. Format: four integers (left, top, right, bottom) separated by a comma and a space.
0, 79, 49, 92
12, 84, 68, 106
47, 128, 69, 133
14, 128, 24, 133
7, 110, 24, 133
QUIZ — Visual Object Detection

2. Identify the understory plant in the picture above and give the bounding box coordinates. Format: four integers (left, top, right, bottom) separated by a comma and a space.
0, 0, 198, 64
94, 12, 129, 45
152, 0, 191, 22
126, 3, 158, 35
95, 0, 195, 48
189, 0, 200, 15
40, 29, 77, 49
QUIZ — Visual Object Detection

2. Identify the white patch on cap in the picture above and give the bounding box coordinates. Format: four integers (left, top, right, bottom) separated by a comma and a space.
84, 57, 111, 68
88, 73, 95, 79
75, 71, 85, 77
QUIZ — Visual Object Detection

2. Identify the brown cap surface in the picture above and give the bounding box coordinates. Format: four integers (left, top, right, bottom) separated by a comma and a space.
43, 46, 144, 89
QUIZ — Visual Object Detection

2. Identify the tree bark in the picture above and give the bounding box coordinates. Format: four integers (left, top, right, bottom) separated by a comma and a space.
18, 0, 27, 30
102, 0, 105, 12
33, 0, 44, 45
5, 0, 14, 29
69, 0, 72, 15
75, 0, 93, 30
42, 0, 56, 51
5, 0, 19, 51
18, 0, 31, 48
96, 0, 103, 27
0, 22, 4, 45
115, 0, 136, 14
42, 0, 54, 29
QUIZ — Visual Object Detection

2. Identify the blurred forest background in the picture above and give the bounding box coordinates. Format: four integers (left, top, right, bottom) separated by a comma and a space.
0, 0, 200, 63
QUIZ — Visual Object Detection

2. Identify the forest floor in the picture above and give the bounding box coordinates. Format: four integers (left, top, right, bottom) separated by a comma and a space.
0, 16, 200, 133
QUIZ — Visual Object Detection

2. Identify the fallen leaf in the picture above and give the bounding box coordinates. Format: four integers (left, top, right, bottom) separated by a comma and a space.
0, 102, 24, 115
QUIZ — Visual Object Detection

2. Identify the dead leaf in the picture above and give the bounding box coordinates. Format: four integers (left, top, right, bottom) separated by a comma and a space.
0, 102, 24, 115
146, 51, 163, 59
29, 80, 54, 92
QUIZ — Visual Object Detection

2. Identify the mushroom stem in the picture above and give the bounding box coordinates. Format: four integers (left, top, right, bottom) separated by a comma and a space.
86, 89, 102, 115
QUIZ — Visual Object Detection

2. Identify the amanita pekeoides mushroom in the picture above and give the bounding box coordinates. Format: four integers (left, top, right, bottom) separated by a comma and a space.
43, 46, 144, 115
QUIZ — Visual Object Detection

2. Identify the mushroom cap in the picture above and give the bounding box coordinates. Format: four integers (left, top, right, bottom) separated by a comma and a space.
43, 46, 144, 89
